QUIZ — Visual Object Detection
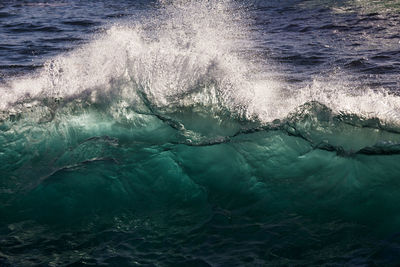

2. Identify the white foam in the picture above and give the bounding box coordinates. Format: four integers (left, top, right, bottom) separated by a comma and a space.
1, 0, 400, 126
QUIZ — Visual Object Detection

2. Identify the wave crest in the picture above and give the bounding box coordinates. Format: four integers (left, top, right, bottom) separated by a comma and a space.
0, 0, 400, 133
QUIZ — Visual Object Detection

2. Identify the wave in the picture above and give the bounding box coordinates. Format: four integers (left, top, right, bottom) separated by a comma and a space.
2, 1, 400, 266
0, 0, 399, 162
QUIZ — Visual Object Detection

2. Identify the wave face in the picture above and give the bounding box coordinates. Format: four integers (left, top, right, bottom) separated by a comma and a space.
2, 0, 400, 266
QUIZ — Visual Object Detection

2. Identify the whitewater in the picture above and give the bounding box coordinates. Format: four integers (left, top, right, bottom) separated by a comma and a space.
1, 0, 400, 266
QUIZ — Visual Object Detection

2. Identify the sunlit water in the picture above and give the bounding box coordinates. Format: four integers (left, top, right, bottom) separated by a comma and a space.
1, 0, 400, 266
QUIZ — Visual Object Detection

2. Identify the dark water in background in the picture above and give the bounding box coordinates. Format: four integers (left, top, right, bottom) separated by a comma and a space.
1, 0, 400, 266
0, 0, 155, 79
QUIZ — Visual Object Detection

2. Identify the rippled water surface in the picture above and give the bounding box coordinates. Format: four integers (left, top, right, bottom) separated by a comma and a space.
1, 0, 400, 266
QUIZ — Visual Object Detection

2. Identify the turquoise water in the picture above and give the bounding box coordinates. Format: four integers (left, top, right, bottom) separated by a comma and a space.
3, 96, 400, 265
2, 0, 400, 265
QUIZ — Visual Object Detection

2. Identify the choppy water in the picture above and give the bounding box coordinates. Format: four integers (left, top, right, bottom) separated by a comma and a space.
1, 0, 400, 266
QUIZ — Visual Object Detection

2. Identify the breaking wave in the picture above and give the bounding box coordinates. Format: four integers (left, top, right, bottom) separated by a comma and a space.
2, 0, 400, 266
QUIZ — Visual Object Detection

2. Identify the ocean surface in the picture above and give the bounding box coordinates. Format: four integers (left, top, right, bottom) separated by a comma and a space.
1, 0, 400, 266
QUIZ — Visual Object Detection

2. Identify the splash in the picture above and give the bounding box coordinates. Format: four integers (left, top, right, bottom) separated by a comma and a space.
0, 0, 399, 130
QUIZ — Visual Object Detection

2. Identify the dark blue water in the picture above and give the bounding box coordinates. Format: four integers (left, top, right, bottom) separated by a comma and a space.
0, 1, 156, 79
1, 0, 400, 266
